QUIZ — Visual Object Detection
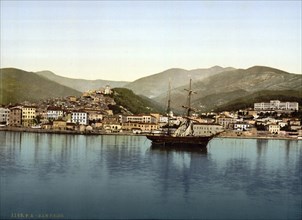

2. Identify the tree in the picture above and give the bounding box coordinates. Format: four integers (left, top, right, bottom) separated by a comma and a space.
34, 115, 41, 125
255, 122, 266, 131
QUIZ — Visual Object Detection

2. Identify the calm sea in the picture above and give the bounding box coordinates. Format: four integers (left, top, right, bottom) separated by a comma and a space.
0, 131, 301, 219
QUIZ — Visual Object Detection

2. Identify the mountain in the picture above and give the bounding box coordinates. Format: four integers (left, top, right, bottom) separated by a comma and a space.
108, 88, 165, 114
154, 66, 302, 112
36, 70, 129, 92
213, 90, 302, 112
0, 68, 82, 105
124, 66, 235, 98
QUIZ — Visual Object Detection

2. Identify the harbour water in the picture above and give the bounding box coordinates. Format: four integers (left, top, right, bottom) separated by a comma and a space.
0, 131, 301, 219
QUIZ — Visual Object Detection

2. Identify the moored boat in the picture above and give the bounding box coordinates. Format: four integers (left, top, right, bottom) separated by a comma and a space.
146, 134, 214, 148
146, 79, 220, 149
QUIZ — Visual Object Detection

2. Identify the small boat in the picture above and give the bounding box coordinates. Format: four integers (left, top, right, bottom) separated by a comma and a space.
146, 79, 217, 149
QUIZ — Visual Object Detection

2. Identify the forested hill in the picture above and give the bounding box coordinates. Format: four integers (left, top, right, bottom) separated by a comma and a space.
0, 68, 81, 105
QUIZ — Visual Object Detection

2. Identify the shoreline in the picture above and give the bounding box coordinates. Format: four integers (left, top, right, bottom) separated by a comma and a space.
0, 126, 143, 136
0, 127, 300, 141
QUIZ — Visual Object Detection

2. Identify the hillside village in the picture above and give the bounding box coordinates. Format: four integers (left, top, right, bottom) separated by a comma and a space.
0, 85, 301, 139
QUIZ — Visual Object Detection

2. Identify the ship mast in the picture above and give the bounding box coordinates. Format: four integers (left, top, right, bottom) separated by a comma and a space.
183, 78, 196, 117
167, 79, 171, 136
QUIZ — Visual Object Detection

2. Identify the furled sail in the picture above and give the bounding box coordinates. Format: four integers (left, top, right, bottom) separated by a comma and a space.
173, 119, 194, 137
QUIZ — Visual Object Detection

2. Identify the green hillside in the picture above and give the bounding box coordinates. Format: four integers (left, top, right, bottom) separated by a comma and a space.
37, 70, 129, 92
125, 66, 235, 98
155, 66, 302, 112
0, 68, 82, 105
109, 88, 165, 114
214, 90, 302, 112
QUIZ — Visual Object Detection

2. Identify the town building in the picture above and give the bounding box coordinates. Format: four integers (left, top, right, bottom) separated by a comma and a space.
254, 100, 299, 111
159, 116, 168, 123
216, 114, 238, 128
71, 111, 88, 125
22, 106, 37, 127
86, 110, 103, 122
121, 115, 157, 124
104, 85, 112, 95
0, 107, 10, 125
268, 124, 280, 134
53, 120, 67, 130
122, 122, 159, 133
193, 123, 224, 137
103, 115, 119, 124
104, 124, 122, 133
36, 107, 48, 123
68, 96, 77, 102
233, 122, 252, 131
9, 107, 22, 127
47, 107, 64, 120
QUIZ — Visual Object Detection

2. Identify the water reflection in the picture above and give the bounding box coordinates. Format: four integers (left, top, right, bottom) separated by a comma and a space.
150, 144, 208, 154
0, 132, 301, 219
256, 138, 268, 157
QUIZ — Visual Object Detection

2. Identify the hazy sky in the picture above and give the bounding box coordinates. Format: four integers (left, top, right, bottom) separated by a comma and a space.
1, 1, 301, 81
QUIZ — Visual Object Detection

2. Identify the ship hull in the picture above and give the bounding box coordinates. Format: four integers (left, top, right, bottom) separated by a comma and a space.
146, 135, 213, 148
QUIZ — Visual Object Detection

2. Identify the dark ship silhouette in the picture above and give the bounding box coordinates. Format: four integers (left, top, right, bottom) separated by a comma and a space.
146, 79, 219, 149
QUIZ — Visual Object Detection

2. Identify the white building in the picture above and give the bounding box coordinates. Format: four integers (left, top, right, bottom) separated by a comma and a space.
268, 124, 280, 134
71, 111, 88, 125
0, 108, 10, 124
104, 85, 111, 95
233, 122, 252, 131
47, 107, 64, 120
216, 114, 238, 128
254, 100, 298, 111
124, 115, 157, 124
193, 123, 224, 137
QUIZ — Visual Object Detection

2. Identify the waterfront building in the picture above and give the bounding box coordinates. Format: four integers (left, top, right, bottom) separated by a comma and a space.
9, 107, 22, 127
66, 122, 76, 130
0, 107, 10, 124
41, 122, 53, 130
150, 113, 160, 123
122, 115, 157, 124
53, 120, 67, 130
122, 122, 159, 132
104, 123, 122, 133
268, 124, 280, 134
233, 122, 252, 131
193, 123, 224, 137
22, 106, 37, 127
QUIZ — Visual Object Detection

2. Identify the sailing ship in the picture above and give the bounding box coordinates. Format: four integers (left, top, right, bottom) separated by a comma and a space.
146, 79, 218, 148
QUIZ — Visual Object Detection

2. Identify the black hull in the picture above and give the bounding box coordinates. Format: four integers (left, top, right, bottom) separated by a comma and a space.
146, 135, 213, 148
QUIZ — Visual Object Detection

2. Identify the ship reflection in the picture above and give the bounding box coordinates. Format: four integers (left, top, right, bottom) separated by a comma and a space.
150, 144, 207, 154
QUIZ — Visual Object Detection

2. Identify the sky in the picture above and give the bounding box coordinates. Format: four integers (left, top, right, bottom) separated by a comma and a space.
0, 1, 301, 81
